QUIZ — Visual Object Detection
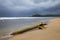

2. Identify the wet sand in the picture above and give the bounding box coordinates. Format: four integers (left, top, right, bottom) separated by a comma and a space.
10, 18, 60, 40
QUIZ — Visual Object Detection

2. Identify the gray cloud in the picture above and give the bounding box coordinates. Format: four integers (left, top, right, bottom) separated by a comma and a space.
0, 0, 60, 17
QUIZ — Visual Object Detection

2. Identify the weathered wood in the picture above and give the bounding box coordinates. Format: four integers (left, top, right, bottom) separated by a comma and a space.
11, 23, 47, 35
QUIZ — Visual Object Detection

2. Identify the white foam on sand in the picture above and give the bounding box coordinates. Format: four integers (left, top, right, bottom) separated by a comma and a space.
0, 34, 13, 40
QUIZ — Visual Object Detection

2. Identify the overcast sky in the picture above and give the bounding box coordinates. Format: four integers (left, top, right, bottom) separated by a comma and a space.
0, 0, 60, 17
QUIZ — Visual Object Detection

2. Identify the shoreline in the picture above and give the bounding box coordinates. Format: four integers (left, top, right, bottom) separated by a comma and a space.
10, 18, 60, 40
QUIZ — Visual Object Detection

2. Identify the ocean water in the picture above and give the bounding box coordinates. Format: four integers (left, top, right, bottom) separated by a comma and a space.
0, 17, 58, 40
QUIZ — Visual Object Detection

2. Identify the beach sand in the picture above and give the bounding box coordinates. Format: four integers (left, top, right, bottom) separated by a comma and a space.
10, 18, 60, 40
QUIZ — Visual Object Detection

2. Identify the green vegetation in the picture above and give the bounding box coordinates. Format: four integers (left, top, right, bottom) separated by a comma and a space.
31, 13, 60, 17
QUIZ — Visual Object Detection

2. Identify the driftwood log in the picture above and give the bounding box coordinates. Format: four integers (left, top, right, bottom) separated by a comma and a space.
11, 22, 47, 35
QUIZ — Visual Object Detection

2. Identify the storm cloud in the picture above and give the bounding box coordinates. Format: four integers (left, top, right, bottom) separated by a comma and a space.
0, 0, 60, 17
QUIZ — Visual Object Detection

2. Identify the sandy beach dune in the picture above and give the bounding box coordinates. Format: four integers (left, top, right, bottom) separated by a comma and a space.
10, 18, 60, 40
